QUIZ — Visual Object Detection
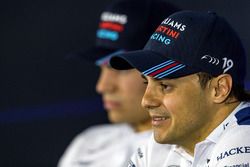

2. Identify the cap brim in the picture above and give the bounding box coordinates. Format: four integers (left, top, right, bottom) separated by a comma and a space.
110, 50, 199, 79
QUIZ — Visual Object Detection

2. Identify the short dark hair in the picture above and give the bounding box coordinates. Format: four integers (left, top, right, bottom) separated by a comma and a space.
197, 72, 250, 102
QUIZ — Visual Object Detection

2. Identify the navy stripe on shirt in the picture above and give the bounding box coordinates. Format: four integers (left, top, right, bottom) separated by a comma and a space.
235, 107, 250, 125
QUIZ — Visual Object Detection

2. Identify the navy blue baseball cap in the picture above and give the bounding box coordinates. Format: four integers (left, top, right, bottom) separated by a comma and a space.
75, 0, 179, 65
110, 10, 246, 85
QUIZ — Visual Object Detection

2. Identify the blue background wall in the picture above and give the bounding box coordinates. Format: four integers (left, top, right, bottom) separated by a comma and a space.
1, 0, 250, 166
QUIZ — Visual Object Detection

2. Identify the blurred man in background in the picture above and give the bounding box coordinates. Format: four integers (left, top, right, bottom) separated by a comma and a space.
58, 0, 178, 166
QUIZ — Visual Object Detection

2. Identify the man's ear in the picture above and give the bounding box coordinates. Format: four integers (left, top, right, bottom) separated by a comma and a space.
210, 74, 233, 104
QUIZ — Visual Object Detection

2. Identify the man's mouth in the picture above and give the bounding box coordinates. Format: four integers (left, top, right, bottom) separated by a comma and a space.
104, 100, 121, 110
151, 116, 170, 126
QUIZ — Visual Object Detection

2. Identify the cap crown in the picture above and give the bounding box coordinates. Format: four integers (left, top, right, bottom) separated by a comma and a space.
144, 11, 246, 84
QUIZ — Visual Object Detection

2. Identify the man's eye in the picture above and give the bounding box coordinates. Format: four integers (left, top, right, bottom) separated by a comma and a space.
160, 83, 171, 91
143, 81, 148, 85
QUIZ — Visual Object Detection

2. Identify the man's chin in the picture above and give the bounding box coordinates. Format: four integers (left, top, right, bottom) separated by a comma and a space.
107, 112, 125, 123
154, 131, 169, 144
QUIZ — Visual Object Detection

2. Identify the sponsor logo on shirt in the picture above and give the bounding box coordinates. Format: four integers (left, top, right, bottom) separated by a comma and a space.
223, 122, 229, 130
217, 146, 250, 161
128, 160, 136, 167
224, 162, 250, 167
137, 148, 143, 158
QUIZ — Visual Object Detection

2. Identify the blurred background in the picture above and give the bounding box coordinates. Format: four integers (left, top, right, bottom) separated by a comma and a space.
1, 0, 250, 166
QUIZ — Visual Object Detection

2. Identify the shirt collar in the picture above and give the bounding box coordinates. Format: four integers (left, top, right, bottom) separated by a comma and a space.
172, 145, 194, 162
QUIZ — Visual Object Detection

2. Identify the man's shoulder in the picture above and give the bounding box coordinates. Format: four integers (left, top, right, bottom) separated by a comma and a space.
58, 124, 136, 167
234, 106, 250, 126
209, 125, 250, 165
214, 105, 250, 148
76, 123, 134, 140
216, 125, 250, 150
64, 124, 134, 155
217, 105, 250, 145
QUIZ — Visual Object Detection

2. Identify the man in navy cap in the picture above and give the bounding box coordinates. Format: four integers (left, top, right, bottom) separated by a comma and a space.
57, 0, 178, 167
110, 10, 250, 166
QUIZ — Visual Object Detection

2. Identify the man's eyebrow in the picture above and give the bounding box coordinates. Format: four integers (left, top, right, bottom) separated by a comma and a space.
140, 75, 158, 81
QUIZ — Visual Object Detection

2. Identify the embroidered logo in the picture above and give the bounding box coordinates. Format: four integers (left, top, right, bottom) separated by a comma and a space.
222, 57, 234, 73
128, 160, 136, 167
137, 148, 143, 158
224, 162, 250, 167
217, 146, 250, 161
201, 55, 220, 65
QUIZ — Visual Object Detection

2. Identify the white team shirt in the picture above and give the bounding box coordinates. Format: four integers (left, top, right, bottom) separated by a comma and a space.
128, 102, 250, 167
196, 102, 250, 166
128, 135, 193, 167
58, 123, 152, 167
